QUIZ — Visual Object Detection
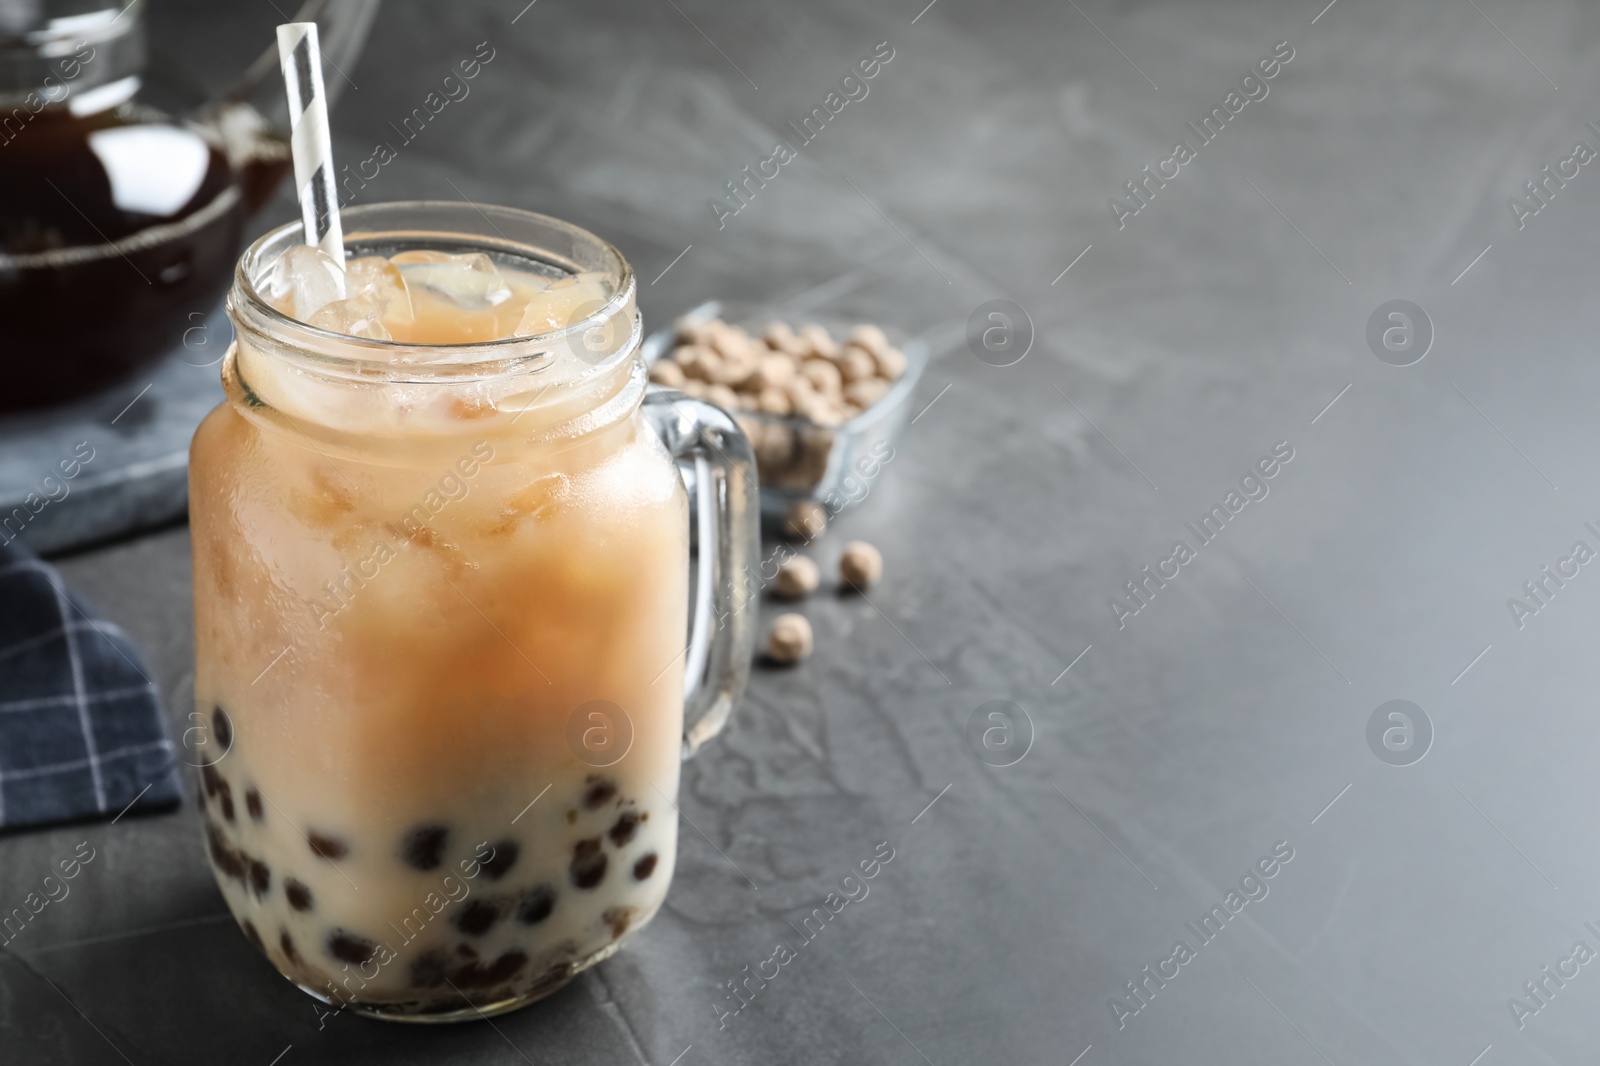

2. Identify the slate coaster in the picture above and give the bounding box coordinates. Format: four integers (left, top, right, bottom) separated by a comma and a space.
0, 302, 230, 556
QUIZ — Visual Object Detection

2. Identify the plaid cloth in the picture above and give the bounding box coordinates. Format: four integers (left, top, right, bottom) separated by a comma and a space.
0, 541, 181, 831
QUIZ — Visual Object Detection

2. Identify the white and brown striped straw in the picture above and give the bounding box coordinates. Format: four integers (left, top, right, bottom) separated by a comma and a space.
276, 22, 345, 264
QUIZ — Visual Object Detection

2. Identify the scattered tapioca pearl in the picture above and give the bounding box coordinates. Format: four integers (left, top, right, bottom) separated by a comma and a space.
219, 789, 236, 823
583, 777, 618, 809
212, 706, 233, 752
603, 906, 636, 940
327, 930, 377, 965
242, 920, 263, 952
245, 788, 264, 822
308, 832, 348, 861
571, 838, 607, 889
280, 930, 300, 965
206, 823, 243, 880
608, 811, 641, 847
517, 885, 555, 925
399, 824, 450, 871
633, 853, 658, 881
454, 898, 501, 936
284, 878, 314, 912
248, 858, 270, 895
411, 951, 449, 989
200, 764, 222, 798
479, 839, 519, 881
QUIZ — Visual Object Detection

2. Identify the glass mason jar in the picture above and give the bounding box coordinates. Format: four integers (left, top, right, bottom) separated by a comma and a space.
188, 202, 759, 1021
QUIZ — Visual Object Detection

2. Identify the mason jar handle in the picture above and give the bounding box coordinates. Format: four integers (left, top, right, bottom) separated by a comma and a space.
641, 390, 761, 758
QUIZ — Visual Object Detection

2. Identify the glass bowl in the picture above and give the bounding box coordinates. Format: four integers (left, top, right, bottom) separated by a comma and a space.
641, 299, 927, 524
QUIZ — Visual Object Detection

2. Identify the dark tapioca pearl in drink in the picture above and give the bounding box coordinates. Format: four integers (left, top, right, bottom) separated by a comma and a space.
479, 839, 519, 881
634, 853, 658, 881
327, 930, 377, 965
454, 898, 501, 937
242, 920, 263, 952
571, 837, 607, 889
451, 950, 528, 988
248, 858, 270, 895
411, 951, 449, 989
246, 788, 264, 822
201, 764, 222, 798
608, 811, 641, 847
212, 706, 233, 752
280, 930, 300, 965
566, 809, 577, 825
399, 824, 450, 871
583, 777, 618, 809
603, 906, 636, 940
517, 884, 555, 925
308, 831, 349, 860
220, 789, 236, 823
284, 877, 314, 912
207, 823, 244, 880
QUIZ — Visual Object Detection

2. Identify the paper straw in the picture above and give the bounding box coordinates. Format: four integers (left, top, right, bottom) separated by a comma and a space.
276, 22, 345, 264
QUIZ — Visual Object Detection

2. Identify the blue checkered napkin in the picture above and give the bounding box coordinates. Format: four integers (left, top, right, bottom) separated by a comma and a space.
0, 541, 181, 831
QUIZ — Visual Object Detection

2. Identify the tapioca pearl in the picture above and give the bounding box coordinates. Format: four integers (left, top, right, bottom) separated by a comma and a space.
411, 951, 449, 989
327, 930, 377, 965
219, 788, 236, 823
608, 811, 641, 847
633, 853, 658, 881
479, 839, 519, 881
399, 824, 450, 871
206, 823, 243, 880
451, 950, 528, 988
516, 885, 555, 925
583, 777, 618, 809
212, 706, 233, 752
603, 906, 636, 940
280, 930, 301, 965
454, 898, 501, 937
284, 878, 314, 912
245, 788, 264, 822
242, 920, 264, 952
308, 831, 349, 861
248, 858, 271, 896
571, 838, 607, 889
201, 764, 224, 799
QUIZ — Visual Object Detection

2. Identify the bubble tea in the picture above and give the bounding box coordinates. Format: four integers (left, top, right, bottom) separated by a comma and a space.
188, 204, 757, 1020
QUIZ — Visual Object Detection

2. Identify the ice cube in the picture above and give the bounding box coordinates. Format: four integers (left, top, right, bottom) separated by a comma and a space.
260, 245, 346, 322
344, 256, 414, 325
391, 250, 511, 310
307, 293, 393, 340
513, 273, 613, 337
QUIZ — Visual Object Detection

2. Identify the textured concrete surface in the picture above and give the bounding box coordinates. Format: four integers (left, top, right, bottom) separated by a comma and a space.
6, 0, 1600, 1063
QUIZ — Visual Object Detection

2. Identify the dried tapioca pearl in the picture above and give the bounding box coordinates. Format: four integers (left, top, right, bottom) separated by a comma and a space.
838, 347, 877, 384
518, 884, 556, 925
800, 324, 839, 358
245, 788, 264, 822
764, 321, 797, 348
479, 839, 519, 880
211, 706, 233, 751
399, 824, 450, 871
840, 541, 883, 589
634, 853, 659, 881
327, 930, 377, 965
308, 832, 348, 860
583, 777, 619, 809
454, 898, 501, 936
873, 345, 908, 380
649, 360, 686, 388
851, 323, 889, 352
767, 614, 814, 664
609, 811, 642, 846
757, 387, 793, 416
285, 878, 314, 912
280, 929, 300, 965
784, 500, 827, 542
753, 352, 796, 390
571, 838, 608, 889
242, 920, 264, 952
800, 359, 842, 396
774, 556, 819, 600
248, 858, 270, 895
674, 345, 717, 381
676, 321, 712, 346
845, 378, 891, 410
705, 383, 740, 412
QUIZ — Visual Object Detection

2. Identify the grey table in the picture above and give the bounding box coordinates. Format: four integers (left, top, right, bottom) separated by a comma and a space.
6, 0, 1600, 1062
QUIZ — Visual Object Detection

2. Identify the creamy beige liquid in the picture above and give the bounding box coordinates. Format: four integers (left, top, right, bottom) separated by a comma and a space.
190, 254, 687, 1015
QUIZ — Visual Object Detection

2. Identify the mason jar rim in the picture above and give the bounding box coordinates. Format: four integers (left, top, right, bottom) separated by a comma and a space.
229, 200, 639, 383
